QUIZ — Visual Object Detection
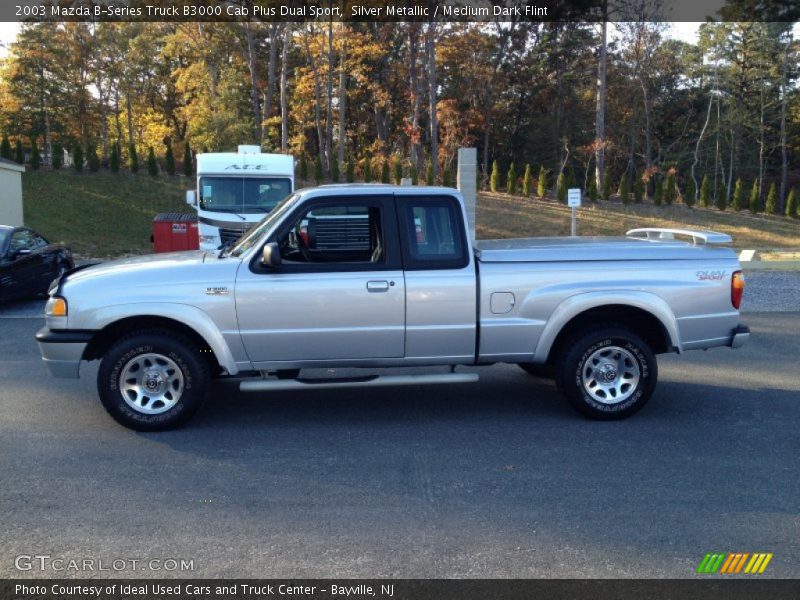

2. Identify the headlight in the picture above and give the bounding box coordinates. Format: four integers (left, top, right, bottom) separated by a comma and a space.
45, 296, 68, 317
200, 235, 218, 244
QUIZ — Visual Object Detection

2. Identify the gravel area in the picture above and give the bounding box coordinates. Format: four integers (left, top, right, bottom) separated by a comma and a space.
741, 270, 800, 313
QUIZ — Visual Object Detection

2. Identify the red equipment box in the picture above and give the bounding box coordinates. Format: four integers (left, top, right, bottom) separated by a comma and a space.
152, 213, 199, 253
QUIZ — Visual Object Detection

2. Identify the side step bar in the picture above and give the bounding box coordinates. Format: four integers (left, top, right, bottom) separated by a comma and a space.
239, 372, 479, 393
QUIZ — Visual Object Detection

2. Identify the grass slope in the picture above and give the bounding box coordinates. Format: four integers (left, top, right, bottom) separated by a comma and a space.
22, 170, 188, 257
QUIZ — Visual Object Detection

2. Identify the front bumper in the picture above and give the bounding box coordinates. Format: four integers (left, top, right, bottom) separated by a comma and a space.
729, 324, 750, 349
35, 327, 94, 378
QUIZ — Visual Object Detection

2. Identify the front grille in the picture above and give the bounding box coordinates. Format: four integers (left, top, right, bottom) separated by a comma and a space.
219, 226, 251, 246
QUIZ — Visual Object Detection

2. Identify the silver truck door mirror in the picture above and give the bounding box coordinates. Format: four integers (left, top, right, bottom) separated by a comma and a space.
186, 190, 196, 206
261, 242, 281, 268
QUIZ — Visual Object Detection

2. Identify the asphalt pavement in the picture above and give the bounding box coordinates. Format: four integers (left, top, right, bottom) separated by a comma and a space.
1, 307, 798, 578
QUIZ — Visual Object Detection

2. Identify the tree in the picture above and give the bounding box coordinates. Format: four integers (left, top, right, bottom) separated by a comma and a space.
618, 174, 630, 204
409, 164, 418, 185
489, 160, 499, 192
785, 188, 797, 219
732, 178, 743, 211
700, 175, 711, 208
72, 145, 83, 172
183, 141, 193, 177
601, 171, 611, 201
87, 143, 100, 172
109, 143, 120, 173
506, 162, 516, 195
684, 177, 696, 207
380, 159, 390, 184
331, 158, 340, 183
425, 160, 433, 185
522, 164, 532, 197
298, 155, 308, 181
716, 181, 728, 211
663, 172, 676, 206
0, 136, 10, 160
164, 143, 175, 176
147, 146, 158, 177
588, 176, 598, 202
633, 175, 644, 203
314, 155, 324, 184
653, 180, 662, 206
363, 159, 373, 183
749, 179, 760, 213
442, 167, 453, 187
557, 172, 566, 203
14, 140, 23, 164
345, 159, 355, 183
128, 144, 138, 174
30, 139, 41, 170
765, 182, 777, 215
537, 165, 547, 199
51, 143, 63, 169
393, 156, 403, 184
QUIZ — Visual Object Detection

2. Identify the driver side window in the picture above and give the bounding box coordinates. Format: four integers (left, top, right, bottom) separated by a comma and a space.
9, 230, 36, 254
278, 202, 384, 265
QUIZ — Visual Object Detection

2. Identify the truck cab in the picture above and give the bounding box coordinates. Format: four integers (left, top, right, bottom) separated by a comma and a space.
187, 145, 294, 251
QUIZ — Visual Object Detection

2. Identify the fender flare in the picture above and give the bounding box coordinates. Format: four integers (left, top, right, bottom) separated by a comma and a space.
532, 291, 681, 364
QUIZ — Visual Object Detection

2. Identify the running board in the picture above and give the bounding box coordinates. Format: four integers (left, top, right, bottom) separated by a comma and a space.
239, 372, 479, 392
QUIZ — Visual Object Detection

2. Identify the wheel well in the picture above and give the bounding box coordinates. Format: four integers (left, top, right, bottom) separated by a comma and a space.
83, 316, 222, 374
545, 305, 673, 364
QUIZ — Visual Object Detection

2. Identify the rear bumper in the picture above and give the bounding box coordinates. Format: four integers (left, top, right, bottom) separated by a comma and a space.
35, 327, 94, 378
729, 324, 750, 349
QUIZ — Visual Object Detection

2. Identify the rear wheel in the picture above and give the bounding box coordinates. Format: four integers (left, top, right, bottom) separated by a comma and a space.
555, 327, 657, 420
97, 331, 209, 431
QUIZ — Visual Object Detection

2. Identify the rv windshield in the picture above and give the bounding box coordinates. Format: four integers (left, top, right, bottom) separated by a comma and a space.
198, 177, 292, 214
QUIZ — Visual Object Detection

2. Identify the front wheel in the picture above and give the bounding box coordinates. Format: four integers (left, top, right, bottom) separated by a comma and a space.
555, 327, 657, 420
97, 331, 210, 431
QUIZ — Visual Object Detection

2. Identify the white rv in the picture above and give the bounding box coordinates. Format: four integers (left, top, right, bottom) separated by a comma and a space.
186, 145, 294, 251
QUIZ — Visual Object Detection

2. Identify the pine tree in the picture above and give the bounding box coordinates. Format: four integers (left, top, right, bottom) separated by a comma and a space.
183, 141, 193, 176
72, 145, 83, 172
331, 159, 340, 183
716, 181, 728, 211
128, 144, 138, 173
684, 178, 696, 207
522, 164, 532, 197
785, 188, 797, 219
699, 175, 711, 208
633, 174, 644, 203
345, 159, 355, 183
0, 135, 10, 160
489, 160, 499, 192
409, 164, 418, 185
618, 173, 630, 204
588, 176, 598, 202
425, 160, 433, 185
442, 167, 453, 187
653, 178, 663, 206
298, 155, 308, 181
146, 146, 158, 176
14, 139, 23, 164
601, 170, 611, 201
87, 143, 100, 172
393, 156, 403, 184
663, 172, 676, 206
556, 172, 566, 203
109, 142, 119, 173
380, 159, 390, 183
51, 143, 63, 170
765, 182, 777, 215
748, 179, 759, 213
314, 155, 323, 184
164, 143, 175, 176
506, 162, 516, 195
537, 165, 547, 198
732, 178, 743, 211
363, 159, 373, 183
30, 139, 41, 170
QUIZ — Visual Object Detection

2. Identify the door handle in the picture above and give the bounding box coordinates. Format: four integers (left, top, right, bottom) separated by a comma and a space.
366, 280, 390, 293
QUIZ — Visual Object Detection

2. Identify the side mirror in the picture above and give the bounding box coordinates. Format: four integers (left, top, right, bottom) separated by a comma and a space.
186, 190, 196, 206
261, 242, 281, 268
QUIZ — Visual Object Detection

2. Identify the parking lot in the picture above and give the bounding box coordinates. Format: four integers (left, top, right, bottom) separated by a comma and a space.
1, 279, 799, 578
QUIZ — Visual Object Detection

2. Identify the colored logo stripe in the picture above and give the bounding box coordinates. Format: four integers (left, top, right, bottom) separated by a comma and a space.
697, 552, 773, 574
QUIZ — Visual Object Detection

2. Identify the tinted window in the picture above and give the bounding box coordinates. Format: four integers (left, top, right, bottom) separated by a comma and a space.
9, 230, 36, 253
199, 177, 292, 214
399, 197, 467, 270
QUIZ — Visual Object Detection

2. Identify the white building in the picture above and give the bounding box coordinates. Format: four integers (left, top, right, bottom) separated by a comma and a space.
0, 157, 24, 226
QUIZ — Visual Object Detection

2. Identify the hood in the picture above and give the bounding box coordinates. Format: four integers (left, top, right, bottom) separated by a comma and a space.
62, 250, 211, 286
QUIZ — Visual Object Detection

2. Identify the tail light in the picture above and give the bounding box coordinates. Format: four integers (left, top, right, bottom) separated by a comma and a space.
731, 270, 745, 309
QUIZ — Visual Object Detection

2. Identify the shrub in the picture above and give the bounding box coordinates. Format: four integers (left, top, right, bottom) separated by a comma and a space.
409, 163, 418, 185
298, 155, 308, 180
128, 144, 138, 173
109, 142, 120, 173
653, 178, 662, 206
618, 173, 630, 205
684, 177, 696, 207
731, 177, 743, 211
345, 159, 355, 183
765, 182, 777, 215
489, 159, 499, 192
0, 135, 10, 160
442, 166, 454, 187
393, 156, 403, 184
164, 143, 175, 176
14, 139, 23, 164
748, 179, 759, 213
522, 164, 532, 197
716, 181, 728, 211
601, 170, 611, 201
699, 175, 711, 208
30, 139, 41, 170
146, 146, 158, 177
663, 172, 677, 206
633, 174, 643, 203
314, 155, 323, 184
506, 162, 516, 195
363, 159, 373, 182
183, 141, 192, 176
51, 143, 63, 170
87, 142, 100, 172
72, 145, 84, 172
537, 165, 547, 198
588, 175, 598, 202
424, 160, 433, 185
785, 188, 797, 219
380, 159, 390, 184
331, 158, 340, 183
556, 172, 566, 203
566, 167, 576, 191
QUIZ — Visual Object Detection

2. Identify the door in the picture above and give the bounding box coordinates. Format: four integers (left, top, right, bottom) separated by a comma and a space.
235, 195, 406, 366
1, 229, 44, 299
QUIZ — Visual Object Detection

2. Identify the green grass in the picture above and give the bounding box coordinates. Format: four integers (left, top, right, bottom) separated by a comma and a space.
19, 171, 800, 257
23, 170, 189, 258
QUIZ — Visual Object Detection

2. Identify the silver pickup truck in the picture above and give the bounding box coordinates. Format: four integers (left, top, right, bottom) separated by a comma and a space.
36, 185, 749, 430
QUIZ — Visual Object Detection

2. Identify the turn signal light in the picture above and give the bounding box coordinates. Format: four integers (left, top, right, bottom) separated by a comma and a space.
731, 271, 745, 309
46, 296, 68, 317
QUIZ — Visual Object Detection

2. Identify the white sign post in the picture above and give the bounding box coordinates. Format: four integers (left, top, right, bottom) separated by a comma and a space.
567, 188, 581, 237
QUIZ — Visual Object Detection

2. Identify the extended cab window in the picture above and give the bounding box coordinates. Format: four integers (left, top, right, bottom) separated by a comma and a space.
398, 197, 468, 270
278, 202, 384, 265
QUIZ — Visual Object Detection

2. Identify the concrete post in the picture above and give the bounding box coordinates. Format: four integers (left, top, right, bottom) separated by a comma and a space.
457, 147, 477, 242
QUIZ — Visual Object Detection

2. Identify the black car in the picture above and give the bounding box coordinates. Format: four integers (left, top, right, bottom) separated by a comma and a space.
0, 225, 74, 302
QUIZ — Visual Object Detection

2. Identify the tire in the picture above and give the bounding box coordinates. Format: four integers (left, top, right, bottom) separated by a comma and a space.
555, 327, 657, 420
517, 362, 555, 379
97, 330, 210, 431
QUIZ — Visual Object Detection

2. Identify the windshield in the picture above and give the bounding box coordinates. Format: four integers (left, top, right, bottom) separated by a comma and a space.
199, 177, 292, 214
226, 193, 301, 258
0, 229, 9, 255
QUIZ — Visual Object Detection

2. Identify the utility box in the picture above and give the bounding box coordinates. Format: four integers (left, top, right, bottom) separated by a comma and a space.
152, 213, 199, 253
